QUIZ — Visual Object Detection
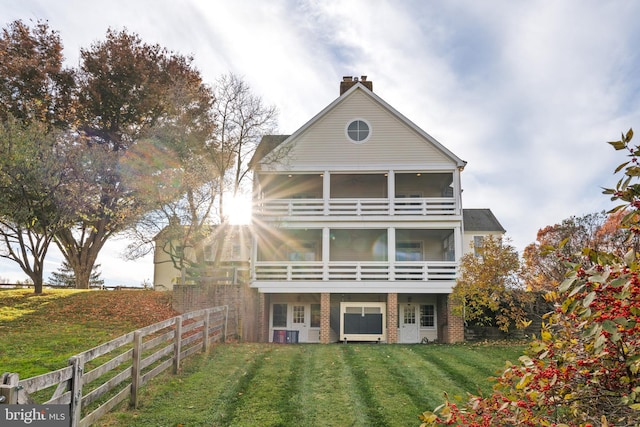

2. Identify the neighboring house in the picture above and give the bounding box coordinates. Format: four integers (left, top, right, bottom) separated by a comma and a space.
463, 209, 507, 257
250, 76, 505, 344
153, 224, 252, 291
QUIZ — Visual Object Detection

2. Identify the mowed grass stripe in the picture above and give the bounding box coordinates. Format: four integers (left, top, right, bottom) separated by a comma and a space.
295, 345, 362, 426
341, 345, 477, 426
341, 345, 390, 427
225, 345, 304, 426
346, 345, 427, 427
413, 344, 525, 397
98, 343, 269, 426
377, 346, 470, 413
98, 343, 525, 427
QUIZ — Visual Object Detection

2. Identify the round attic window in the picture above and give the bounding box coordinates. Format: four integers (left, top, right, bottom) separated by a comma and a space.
346, 119, 371, 143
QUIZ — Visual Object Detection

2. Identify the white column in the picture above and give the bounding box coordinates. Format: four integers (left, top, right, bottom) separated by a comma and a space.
387, 170, 395, 215
322, 227, 330, 280
323, 171, 330, 215
454, 226, 462, 263
454, 168, 463, 215
388, 227, 396, 280
251, 233, 258, 281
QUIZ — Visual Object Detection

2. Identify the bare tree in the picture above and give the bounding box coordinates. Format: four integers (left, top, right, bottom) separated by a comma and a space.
125, 73, 279, 274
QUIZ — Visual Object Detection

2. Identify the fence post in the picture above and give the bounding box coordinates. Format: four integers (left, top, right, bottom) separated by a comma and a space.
203, 309, 210, 352
0, 372, 18, 404
173, 316, 182, 374
130, 331, 143, 408
223, 305, 229, 343
68, 356, 84, 427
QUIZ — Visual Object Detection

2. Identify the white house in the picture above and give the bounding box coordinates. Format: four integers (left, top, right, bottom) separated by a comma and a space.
250, 76, 505, 344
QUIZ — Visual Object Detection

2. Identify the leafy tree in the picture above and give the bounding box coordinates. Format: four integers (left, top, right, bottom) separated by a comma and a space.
0, 20, 74, 128
451, 235, 529, 332
0, 117, 69, 294
53, 28, 214, 289
522, 211, 629, 292
48, 260, 103, 288
419, 129, 640, 427
0, 21, 217, 289
0, 20, 76, 294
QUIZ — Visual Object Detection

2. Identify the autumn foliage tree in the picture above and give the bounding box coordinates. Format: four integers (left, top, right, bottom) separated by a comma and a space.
451, 235, 529, 332
419, 129, 640, 427
49, 29, 218, 289
522, 211, 628, 292
0, 118, 69, 294
0, 21, 75, 293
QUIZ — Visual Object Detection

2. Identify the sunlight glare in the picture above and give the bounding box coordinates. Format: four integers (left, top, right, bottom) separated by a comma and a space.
226, 194, 252, 224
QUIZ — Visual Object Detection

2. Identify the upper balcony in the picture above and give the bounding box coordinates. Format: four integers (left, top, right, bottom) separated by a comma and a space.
253, 171, 460, 219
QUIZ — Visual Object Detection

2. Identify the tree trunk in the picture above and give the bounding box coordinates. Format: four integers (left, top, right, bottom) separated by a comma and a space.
74, 266, 92, 290
31, 276, 44, 294
55, 226, 107, 290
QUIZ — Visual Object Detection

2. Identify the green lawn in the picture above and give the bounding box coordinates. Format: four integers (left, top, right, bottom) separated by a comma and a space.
0, 290, 524, 427
99, 342, 524, 427
0, 289, 178, 377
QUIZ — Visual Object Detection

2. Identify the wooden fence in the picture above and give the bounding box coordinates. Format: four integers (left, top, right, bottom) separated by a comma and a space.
0, 305, 236, 427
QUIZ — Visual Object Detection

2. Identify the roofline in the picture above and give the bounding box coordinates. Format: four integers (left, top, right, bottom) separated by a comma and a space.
260, 82, 467, 169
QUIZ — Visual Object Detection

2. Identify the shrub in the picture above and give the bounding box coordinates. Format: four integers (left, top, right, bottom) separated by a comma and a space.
419, 130, 640, 427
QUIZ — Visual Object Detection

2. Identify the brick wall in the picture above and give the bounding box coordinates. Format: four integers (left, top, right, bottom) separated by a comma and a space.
320, 292, 331, 343
446, 294, 465, 343
172, 283, 260, 342
387, 293, 398, 343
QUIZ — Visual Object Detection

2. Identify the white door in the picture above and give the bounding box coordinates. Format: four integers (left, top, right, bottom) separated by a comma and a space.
290, 304, 308, 342
399, 304, 419, 343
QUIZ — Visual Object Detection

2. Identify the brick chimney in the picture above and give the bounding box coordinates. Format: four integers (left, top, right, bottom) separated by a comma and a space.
340, 75, 373, 95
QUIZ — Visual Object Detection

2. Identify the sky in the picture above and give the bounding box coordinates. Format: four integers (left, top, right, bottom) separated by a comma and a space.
1, 0, 640, 286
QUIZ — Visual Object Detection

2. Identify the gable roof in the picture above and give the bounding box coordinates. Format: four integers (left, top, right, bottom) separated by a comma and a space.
249, 134, 290, 167
463, 209, 506, 233
253, 82, 467, 169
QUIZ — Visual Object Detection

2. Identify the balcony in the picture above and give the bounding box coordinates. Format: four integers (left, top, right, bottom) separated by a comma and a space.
253, 261, 457, 282
253, 172, 460, 219
253, 228, 458, 289
254, 197, 457, 217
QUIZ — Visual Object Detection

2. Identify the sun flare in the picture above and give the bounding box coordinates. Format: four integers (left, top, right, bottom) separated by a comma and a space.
225, 194, 252, 224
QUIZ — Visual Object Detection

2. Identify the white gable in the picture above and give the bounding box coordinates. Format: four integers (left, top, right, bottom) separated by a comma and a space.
263, 85, 465, 172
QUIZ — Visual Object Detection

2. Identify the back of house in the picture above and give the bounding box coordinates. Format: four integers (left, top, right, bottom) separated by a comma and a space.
250, 76, 505, 344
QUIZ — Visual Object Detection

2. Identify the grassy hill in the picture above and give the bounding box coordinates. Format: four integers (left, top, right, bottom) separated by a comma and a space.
0, 289, 179, 377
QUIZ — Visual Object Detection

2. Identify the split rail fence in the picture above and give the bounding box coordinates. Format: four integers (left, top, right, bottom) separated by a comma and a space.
0, 305, 236, 427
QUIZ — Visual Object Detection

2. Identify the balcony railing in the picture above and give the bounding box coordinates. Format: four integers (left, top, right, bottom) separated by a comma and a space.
254, 197, 458, 217
253, 261, 457, 282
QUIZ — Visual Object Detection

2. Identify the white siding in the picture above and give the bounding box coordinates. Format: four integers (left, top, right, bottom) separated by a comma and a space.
278, 90, 455, 170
